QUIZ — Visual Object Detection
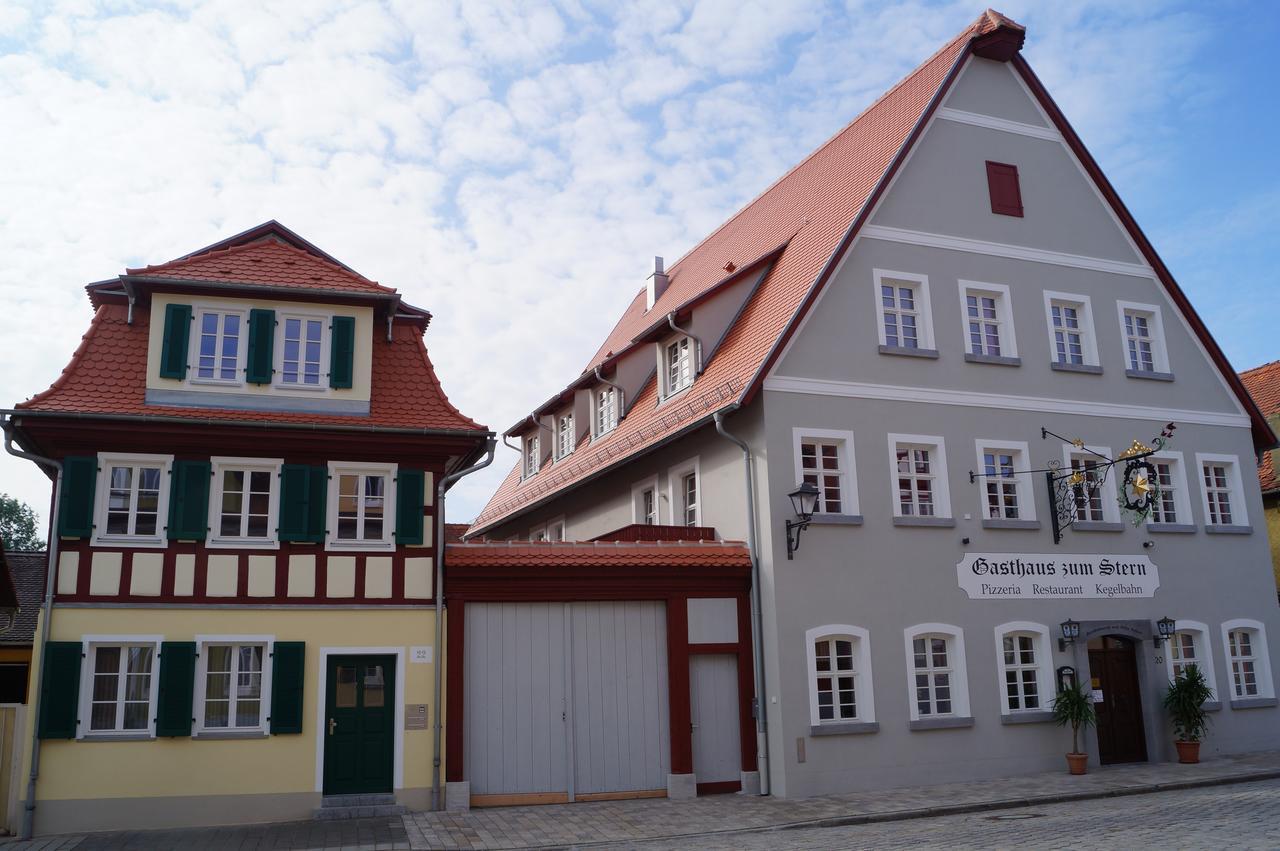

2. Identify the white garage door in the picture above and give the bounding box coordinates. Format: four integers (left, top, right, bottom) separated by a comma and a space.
465, 601, 670, 802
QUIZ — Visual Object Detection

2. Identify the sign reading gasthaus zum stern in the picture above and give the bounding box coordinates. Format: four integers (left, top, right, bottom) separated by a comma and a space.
957, 554, 1159, 600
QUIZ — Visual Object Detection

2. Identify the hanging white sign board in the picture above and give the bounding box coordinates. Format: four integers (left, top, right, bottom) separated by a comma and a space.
956, 553, 1159, 599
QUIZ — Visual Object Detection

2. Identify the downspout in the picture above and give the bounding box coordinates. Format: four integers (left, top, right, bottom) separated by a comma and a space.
1, 415, 62, 839
712, 407, 769, 795
593, 366, 626, 420
431, 437, 495, 811
667, 313, 704, 375
121, 280, 137, 325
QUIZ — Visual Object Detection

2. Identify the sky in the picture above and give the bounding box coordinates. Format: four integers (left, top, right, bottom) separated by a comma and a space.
0, 0, 1277, 534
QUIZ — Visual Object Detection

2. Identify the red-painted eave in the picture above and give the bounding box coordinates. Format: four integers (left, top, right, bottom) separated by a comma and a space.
445, 540, 751, 569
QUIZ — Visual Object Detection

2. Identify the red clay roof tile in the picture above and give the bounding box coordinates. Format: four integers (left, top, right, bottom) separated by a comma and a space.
445, 540, 751, 569
1240, 361, 1280, 492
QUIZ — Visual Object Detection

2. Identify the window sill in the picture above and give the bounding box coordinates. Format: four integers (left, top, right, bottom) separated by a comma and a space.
1146, 523, 1196, 534
964, 353, 1021, 367
909, 716, 973, 731
1050, 362, 1103, 375
893, 516, 955, 528
208, 539, 281, 550
90, 536, 168, 549
878, 345, 939, 359
1125, 369, 1174, 382
271, 382, 330, 393
79, 733, 154, 742
1070, 521, 1123, 533
981, 519, 1041, 530
194, 730, 270, 740
1000, 710, 1055, 725
657, 385, 694, 407
1203, 700, 1223, 713
1229, 697, 1277, 710
1205, 525, 1252, 535
810, 721, 879, 736
325, 541, 396, 553
810, 514, 864, 526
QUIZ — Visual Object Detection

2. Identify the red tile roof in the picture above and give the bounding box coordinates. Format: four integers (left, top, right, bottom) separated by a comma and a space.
445, 540, 751, 569
1240, 361, 1280, 492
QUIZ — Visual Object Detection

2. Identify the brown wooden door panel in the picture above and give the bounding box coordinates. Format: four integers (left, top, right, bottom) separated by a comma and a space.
1088, 636, 1147, 765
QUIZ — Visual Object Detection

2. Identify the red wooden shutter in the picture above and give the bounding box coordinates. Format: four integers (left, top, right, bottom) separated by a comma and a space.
986, 161, 1024, 217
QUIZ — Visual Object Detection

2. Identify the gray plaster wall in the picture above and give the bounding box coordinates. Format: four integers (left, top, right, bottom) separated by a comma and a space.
943, 57, 1049, 127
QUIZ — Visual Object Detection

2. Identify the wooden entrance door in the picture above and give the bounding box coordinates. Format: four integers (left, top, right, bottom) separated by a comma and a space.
1088, 635, 1147, 764
324, 655, 396, 795
690, 654, 742, 794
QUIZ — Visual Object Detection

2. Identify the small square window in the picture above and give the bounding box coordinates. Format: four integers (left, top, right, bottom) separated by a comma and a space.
959, 282, 1017, 359
873, 270, 934, 352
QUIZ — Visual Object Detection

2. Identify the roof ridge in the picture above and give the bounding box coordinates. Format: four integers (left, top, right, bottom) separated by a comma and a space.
1239, 360, 1280, 376
126, 238, 395, 294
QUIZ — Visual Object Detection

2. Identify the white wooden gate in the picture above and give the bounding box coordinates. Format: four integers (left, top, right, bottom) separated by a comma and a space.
689, 654, 741, 787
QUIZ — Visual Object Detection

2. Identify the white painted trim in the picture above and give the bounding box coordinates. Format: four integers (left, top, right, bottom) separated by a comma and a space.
658, 334, 696, 402
91, 453, 175, 549
792, 427, 860, 516
1145, 451, 1193, 527
859, 225, 1153, 279
631, 475, 661, 525
887, 434, 951, 519
553, 410, 577, 461
545, 515, 566, 542
871, 269, 934, 350
763, 375, 1251, 430
667, 456, 702, 527
958, 279, 1018, 358
325, 461, 398, 552
1220, 619, 1275, 700
187, 303, 248, 388
903, 624, 970, 722
1041, 291, 1100, 367
192, 634, 275, 734
992, 622, 1054, 717
973, 439, 1035, 522
315, 646, 407, 792
207, 456, 284, 549
590, 385, 619, 438
274, 308, 335, 394
1164, 620, 1218, 701
935, 106, 1063, 142
77, 635, 165, 739
1116, 300, 1171, 375
521, 432, 541, 479
1061, 443, 1120, 524
805, 624, 875, 725
1195, 453, 1250, 528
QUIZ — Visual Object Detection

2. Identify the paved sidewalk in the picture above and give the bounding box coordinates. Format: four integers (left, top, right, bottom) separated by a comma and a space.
7, 750, 1280, 850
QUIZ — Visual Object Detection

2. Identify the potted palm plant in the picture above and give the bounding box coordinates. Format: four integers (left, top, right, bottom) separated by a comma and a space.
1163, 664, 1213, 764
1051, 682, 1096, 775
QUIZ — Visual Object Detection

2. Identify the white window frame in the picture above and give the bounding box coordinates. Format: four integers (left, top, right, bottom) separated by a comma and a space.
1116, 300, 1169, 374
887, 434, 952, 519
274, 309, 332, 392
958, 280, 1018, 358
92, 453, 175, 548
993, 622, 1053, 716
1041, 291, 1099, 367
805, 624, 875, 725
1196, 453, 1249, 528
873, 269, 934, 350
793, 428, 860, 517
591, 386, 619, 437
1060, 443, 1121, 524
529, 525, 547, 542
545, 516, 566, 542
631, 475, 661, 525
325, 461, 397, 552
554, 411, 576, 461
1146, 450, 1192, 527
1220, 619, 1274, 700
659, 335, 695, 401
193, 634, 275, 735
208, 457, 283, 549
903, 624, 970, 722
522, 433, 541, 479
668, 457, 701, 528
77, 634, 164, 739
1164, 620, 1218, 702
974, 440, 1035, 522
188, 304, 248, 386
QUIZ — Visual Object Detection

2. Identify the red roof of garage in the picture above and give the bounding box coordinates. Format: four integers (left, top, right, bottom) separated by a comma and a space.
445, 540, 751, 569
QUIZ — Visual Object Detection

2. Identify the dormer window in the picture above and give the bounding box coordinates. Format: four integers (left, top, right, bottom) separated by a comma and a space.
662, 337, 694, 399
555, 412, 575, 460
279, 315, 326, 387
593, 387, 618, 437
522, 434, 541, 479
193, 309, 244, 383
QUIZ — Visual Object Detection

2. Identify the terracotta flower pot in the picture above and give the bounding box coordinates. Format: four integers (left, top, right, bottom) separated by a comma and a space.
1175, 740, 1201, 764
1066, 752, 1088, 775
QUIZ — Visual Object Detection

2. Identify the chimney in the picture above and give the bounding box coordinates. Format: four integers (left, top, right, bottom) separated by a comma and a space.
646, 256, 669, 310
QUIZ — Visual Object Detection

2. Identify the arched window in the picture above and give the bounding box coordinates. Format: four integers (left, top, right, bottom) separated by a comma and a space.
903, 624, 970, 723
1164, 620, 1218, 703
805, 625, 875, 726
993, 622, 1053, 716
1221, 619, 1275, 704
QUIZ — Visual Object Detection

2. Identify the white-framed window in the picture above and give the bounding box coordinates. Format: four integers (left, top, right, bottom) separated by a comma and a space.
959, 280, 1017, 358
1221, 619, 1274, 700
326, 462, 396, 551
1196, 453, 1248, 528
888, 434, 951, 519
1116, 301, 1169, 375
546, 517, 565, 542
668, 457, 700, 527
92, 453, 174, 547
993, 622, 1053, 715
276, 312, 330, 389
592, 386, 619, 437
1146, 451, 1192, 526
1041, 291, 1098, 367
79, 636, 163, 737
805, 625, 875, 725
208, 457, 282, 548
903, 624, 970, 721
632, 476, 660, 525
555, 412, 576, 461
190, 307, 246, 384
1165, 621, 1217, 701
522, 433, 541, 479
530, 526, 547, 542
661, 336, 695, 399
974, 440, 1034, 522
1062, 444, 1120, 524
195, 635, 273, 734
873, 269, 934, 351
793, 428, 859, 516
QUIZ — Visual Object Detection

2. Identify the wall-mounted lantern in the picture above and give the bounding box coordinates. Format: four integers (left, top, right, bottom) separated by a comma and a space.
1154, 616, 1177, 648
785, 482, 820, 560
1058, 617, 1081, 652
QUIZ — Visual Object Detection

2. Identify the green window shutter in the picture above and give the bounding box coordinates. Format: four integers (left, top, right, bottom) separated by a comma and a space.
166, 460, 211, 541
57, 455, 97, 539
246, 308, 275, 385
270, 642, 305, 734
159, 303, 192, 379
396, 469, 425, 545
280, 465, 327, 543
37, 641, 82, 739
329, 316, 356, 389
306, 465, 327, 543
155, 641, 196, 737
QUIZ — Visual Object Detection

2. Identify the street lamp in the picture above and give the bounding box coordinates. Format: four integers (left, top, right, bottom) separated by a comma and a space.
785, 482, 820, 560
1154, 616, 1176, 648
1058, 617, 1081, 652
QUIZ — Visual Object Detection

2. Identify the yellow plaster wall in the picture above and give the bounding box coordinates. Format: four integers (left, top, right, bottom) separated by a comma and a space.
23, 608, 437, 802
1265, 496, 1280, 591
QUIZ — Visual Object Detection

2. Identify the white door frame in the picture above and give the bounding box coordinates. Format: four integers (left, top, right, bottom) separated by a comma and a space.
314, 646, 407, 793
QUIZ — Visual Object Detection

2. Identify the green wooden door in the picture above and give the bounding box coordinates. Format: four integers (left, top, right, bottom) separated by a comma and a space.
323, 655, 395, 795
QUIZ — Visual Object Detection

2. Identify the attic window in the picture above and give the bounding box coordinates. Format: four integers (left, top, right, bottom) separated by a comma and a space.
985, 161, 1023, 217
